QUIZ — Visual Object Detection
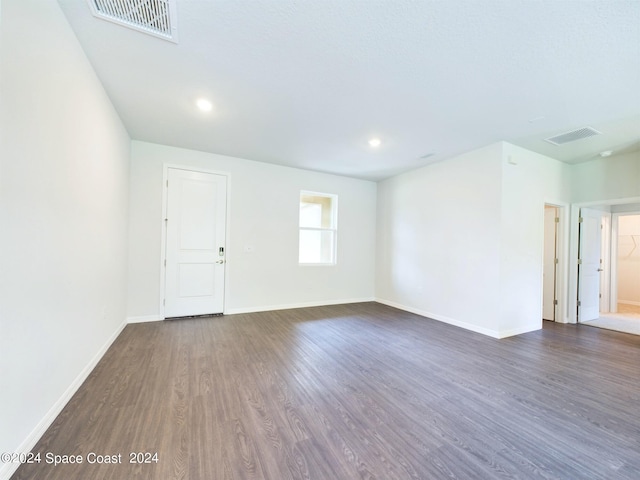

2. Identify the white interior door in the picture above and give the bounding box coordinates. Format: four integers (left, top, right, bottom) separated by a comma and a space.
578, 208, 602, 322
164, 168, 227, 317
543, 206, 558, 321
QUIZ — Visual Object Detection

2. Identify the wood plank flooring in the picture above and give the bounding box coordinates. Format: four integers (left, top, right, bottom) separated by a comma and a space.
11, 302, 640, 479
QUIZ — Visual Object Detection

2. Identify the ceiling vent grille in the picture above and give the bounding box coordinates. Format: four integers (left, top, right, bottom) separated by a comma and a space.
545, 126, 601, 146
89, 0, 178, 42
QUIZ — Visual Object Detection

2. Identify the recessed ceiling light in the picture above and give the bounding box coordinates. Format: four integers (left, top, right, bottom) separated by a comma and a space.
196, 98, 213, 112
368, 138, 381, 148
599, 150, 613, 158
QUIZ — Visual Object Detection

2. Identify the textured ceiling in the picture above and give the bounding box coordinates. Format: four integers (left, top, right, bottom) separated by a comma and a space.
58, 0, 640, 181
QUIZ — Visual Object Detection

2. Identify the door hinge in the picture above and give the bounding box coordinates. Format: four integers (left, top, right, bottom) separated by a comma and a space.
554, 300, 558, 305
164, 259, 167, 266
166, 180, 169, 187
599, 293, 602, 298
578, 259, 582, 265
554, 258, 559, 264
578, 216, 583, 223
577, 300, 581, 307
555, 217, 559, 223
163, 299, 166, 306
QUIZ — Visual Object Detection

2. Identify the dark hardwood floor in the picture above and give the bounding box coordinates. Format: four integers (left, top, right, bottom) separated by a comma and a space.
11, 302, 640, 479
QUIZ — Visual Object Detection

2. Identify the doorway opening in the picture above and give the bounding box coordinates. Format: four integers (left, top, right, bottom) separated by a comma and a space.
574, 202, 640, 335
590, 211, 640, 334
611, 212, 640, 315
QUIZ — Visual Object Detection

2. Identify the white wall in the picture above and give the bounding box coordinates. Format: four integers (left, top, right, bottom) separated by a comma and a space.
376, 142, 570, 338
571, 151, 640, 204
617, 215, 640, 305
0, 0, 130, 475
376, 143, 504, 336
499, 143, 571, 334
127, 141, 376, 320
612, 203, 640, 213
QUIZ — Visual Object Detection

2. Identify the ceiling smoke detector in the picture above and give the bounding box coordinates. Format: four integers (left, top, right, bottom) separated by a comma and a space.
88, 0, 178, 42
544, 126, 601, 146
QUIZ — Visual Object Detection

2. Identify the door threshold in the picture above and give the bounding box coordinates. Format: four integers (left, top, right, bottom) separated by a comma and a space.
165, 313, 224, 320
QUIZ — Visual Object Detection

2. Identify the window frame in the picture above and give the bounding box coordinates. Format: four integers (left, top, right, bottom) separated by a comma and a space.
298, 190, 338, 266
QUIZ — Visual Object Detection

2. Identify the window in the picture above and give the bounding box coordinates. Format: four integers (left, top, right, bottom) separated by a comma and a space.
299, 191, 337, 264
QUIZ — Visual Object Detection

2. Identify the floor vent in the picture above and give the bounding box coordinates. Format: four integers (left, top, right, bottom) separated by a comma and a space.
545, 126, 601, 146
88, 0, 178, 43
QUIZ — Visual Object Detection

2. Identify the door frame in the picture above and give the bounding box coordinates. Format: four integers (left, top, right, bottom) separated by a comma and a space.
567, 196, 640, 323
542, 204, 559, 321
159, 164, 231, 319
542, 202, 569, 324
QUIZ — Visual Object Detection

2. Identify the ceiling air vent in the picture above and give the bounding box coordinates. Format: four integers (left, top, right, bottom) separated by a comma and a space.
544, 126, 601, 146
88, 0, 178, 43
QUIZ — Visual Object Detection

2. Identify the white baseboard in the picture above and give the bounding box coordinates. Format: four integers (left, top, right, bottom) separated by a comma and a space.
618, 300, 640, 307
0, 320, 126, 480
496, 323, 541, 338
376, 298, 542, 339
127, 314, 163, 324
127, 298, 376, 321
375, 298, 506, 338
224, 297, 375, 315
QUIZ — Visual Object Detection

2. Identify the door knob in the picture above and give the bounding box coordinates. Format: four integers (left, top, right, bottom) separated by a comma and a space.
597, 268, 603, 272
216, 260, 225, 264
